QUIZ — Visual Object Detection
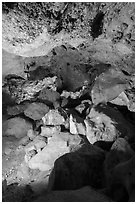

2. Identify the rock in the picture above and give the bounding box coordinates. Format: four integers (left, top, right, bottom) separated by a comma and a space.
48, 144, 105, 190
4, 146, 12, 155
91, 68, 128, 105
4, 76, 57, 104
24, 138, 47, 153
75, 100, 92, 115
42, 109, 65, 126
69, 114, 86, 135
25, 149, 37, 163
40, 126, 61, 137
27, 129, 37, 140
35, 186, 112, 202
106, 156, 135, 202
84, 104, 134, 144
17, 162, 30, 181
24, 102, 49, 120
28, 134, 70, 171
7, 103, 29, 116
110, 91, 129, 107
18, 136, 30, 146
3, 117, 32, 139
53, 132, 84, 152
38, 88, 60, 108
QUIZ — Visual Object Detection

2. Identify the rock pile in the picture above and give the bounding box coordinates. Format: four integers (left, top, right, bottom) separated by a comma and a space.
2, 43, 135, 202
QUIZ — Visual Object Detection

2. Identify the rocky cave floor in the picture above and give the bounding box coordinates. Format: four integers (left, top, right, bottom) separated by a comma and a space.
2, 2, 135, 202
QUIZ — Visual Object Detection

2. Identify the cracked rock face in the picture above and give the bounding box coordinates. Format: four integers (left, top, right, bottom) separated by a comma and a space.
2, 2, 135, 202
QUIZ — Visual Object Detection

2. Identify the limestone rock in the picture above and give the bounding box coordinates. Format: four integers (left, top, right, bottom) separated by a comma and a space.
3, 117, 32, 139
48, 144, 105, 190
24, 102, 49, 120
42, 109, 65, 126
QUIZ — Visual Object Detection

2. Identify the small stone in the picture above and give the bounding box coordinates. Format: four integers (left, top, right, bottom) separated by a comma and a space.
42, 109, 65, 126
38, 88, 60, 108
69, 114, 86, 135
40, 126, 61, 137
17, 162, 30, 181
24, 102, 49, 120
25, 149, 37, 163
4, 146, 12, 155
18, 136, 30, 146
27, 129, 37, 140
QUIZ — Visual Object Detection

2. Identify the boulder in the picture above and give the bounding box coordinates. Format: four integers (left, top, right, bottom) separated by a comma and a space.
3, 117, 32, 139
24, 102, 49, 120
24, 139, 47, 154
27, 129, 37, 140
35, 186, 112, 202
42, 109, 65, 126
110, 91, 129, 107
7, 103, 29, 116
48, 144, 105, 190
27, 134, 70, 171
84, 104, 134, 144
18, 136, 30, 146
40, 126, 61, 137
69, 114, 86, 135
38, 88, 60, 108
91, 68, 128, 105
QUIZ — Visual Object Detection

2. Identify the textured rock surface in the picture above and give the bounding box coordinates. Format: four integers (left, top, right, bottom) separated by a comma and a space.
84, 104, 134, 144
42, 109, 65, 126
3, 117, 32, 139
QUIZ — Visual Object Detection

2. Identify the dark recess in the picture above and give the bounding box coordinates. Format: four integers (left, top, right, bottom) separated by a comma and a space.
90, 12, 105, 39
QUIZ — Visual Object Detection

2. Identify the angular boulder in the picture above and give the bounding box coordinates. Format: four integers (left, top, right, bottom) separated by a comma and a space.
84, 104, 134, 144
